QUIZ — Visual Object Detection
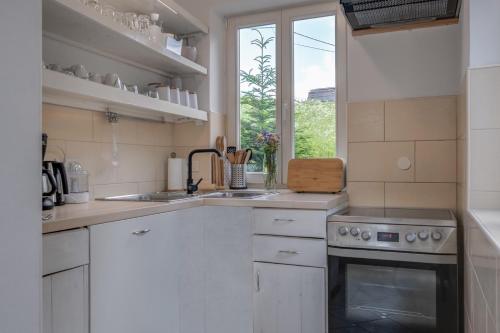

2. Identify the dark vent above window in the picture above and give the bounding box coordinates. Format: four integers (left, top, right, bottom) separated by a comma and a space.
341, 0, 460, 31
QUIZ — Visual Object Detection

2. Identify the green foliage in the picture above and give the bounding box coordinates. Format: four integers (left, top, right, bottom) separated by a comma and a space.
294, 100, 336, 158
239, 28, 336, 173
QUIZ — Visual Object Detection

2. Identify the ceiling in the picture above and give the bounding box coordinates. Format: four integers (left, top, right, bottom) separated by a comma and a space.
180, 0, 331, 19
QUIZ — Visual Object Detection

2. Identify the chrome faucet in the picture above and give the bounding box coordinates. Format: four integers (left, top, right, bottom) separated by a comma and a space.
187, 149, 221, 194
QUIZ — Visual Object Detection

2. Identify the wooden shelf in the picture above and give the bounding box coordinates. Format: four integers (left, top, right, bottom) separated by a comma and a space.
43, 0, 208, 75
43, 69, 208, 122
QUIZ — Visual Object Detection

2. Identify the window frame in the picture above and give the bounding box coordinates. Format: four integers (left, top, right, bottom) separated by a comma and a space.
226, 2, 347, 185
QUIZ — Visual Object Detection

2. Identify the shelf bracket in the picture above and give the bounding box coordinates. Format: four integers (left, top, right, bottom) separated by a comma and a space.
105, 111, 120, 123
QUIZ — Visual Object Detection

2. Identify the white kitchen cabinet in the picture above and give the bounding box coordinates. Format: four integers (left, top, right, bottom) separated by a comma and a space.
253, 262, 326, 333
90, 206, 253, 333
43, 265, 89, 333
90, 212, 181, 333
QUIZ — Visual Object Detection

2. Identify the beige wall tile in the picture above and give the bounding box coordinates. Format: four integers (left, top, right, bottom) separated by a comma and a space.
93, 183, 139, 198
43, 104, 93, 141
157, 123, 174, 147
348, 142, 414, 182
385, 96, 457, 141
348, 101, 384, 142
347, 182, 384, 207
138, 181, 160, 193
117, 144, 157, 183
155, 146, 174, 182
66, 141, 104, 186
92, 112, 137, 144
174, 121, 210, 147
415, 140, 456, 183
209, 111, 226, 144
44, 139, 66, 162
136, 120, 161, 146
385, 183, 456, 209
470, 129, 500, 192
470, 66, 500, 130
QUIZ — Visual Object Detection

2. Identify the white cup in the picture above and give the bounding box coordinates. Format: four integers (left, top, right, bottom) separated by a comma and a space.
170, 88, 180, 104
189, 93, 198, 109
158, 86, 171, 101
179, 90, 190, 107
181, 46, 198, 62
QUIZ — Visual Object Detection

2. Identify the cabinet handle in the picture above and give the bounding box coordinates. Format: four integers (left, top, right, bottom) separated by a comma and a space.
256, 271, 260, 292
132, 229, 151, 236
272, 218, 296, 223
278, 250, 301, 255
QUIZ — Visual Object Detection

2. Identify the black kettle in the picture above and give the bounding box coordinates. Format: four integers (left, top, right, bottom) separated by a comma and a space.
43, 161, 69, 206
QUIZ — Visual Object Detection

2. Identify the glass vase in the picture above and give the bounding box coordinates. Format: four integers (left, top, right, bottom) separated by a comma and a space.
264, 151, 277, 191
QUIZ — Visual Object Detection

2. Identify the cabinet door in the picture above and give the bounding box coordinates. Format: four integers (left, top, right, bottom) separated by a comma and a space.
204, 207, 254, 333
253, 262, 326, 333
43, 266, 88, 333
90, 213, 181, 333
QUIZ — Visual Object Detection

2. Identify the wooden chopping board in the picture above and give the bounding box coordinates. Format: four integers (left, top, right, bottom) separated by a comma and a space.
287, 158, 345, 193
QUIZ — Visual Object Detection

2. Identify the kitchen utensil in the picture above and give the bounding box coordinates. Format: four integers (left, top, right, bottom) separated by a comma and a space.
230, 164, 247, 189
42, 168, 57, 211
227, 146, 237, 154
66, 161, 89, 193
287, 158, 345, 193
149, 13, 162, 44
244, 149, 252, 164
127, 84, 139, 94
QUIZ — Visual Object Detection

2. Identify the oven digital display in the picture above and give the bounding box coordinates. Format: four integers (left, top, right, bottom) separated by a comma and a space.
377, 232, 399, 242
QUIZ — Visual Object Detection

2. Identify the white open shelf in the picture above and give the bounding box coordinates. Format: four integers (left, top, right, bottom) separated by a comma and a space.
43, 69, 208, 122
43, 0, 208, 76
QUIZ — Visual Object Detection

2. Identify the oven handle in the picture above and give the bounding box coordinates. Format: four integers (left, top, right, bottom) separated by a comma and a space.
328, 247, 457, 265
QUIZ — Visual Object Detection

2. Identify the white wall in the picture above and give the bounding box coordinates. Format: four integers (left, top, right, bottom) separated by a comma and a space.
469, 0, 500, 67
347, 24, 461, 102
0, 1, 42, 332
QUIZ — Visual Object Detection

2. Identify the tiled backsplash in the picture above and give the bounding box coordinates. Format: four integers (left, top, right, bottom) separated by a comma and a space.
42, 104, 225, 198
347, 96, 458, 209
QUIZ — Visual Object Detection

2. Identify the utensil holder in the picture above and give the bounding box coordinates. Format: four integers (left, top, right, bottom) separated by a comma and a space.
230, 164, 247, 189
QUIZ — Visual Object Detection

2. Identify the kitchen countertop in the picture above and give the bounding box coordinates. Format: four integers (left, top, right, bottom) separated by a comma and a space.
42, 190, 348, 234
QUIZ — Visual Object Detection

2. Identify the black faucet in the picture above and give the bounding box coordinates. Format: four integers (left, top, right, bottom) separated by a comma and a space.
187, 149, 221, 195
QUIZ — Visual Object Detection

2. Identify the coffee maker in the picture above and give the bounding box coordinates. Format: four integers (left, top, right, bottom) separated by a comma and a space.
43, 161, 69, 206
42, 133, 57, 210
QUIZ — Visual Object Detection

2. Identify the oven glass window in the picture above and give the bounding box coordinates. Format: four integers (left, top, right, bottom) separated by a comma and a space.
346, 264, 436, 330
328, 256, 457, 333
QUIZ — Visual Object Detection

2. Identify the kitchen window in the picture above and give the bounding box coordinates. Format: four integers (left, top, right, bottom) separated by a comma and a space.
227, 3, 347, 184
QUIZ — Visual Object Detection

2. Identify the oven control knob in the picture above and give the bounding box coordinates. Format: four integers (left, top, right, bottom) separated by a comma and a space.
361, 231, 372, 241
405, 232, 417, 243
350, 227, 361, 237
338, 226, 349, 236
431, 231, 442, 241
418, 231, 429, 240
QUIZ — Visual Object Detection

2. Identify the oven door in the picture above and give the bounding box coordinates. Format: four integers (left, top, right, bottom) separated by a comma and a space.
328, 247, 458, 333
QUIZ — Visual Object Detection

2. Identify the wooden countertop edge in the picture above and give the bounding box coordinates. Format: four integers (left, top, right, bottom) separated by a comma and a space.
42, 193, 348, 234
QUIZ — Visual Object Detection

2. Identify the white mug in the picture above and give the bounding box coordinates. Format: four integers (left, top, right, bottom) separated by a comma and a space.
158, 86, 171, 101
179, 90, 190, 107
189, 93, 198, 109
170, 88, 180, 104
89, 72, 103, 83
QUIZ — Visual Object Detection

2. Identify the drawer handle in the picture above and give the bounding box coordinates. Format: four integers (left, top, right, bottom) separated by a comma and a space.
273, 218, 296, 223
132, 229, 151, 236
278, 250, 301, 255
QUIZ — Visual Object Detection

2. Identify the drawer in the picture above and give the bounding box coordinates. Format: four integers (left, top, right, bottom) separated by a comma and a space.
253, 235, 327, 267
254, 208, 326, 238
43, 228, 89, 276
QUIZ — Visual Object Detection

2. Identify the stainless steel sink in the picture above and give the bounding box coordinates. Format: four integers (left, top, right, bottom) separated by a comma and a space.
97, 191, 197, 202
97, 190, 274, 202
199, 191, 273, 199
